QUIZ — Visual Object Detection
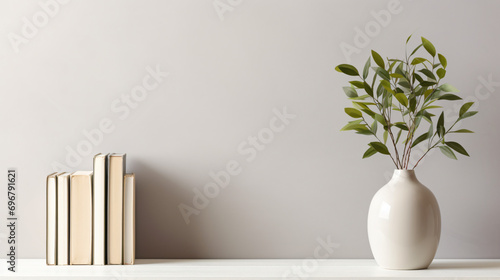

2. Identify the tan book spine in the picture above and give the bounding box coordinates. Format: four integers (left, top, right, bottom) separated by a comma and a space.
124, 173, 135, 265
70, 171, 93, 265
46, 172, 59, 265
108, 154, 126, 264
56, 173, 71, 265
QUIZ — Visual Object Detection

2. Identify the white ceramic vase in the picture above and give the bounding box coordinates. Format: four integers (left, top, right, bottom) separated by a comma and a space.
367, 169, 441, 270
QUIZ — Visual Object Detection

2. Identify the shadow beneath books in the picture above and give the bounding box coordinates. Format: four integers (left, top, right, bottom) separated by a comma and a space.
134, 259, 205, 265
130, 161, 205, 260
430, 260, 500, 270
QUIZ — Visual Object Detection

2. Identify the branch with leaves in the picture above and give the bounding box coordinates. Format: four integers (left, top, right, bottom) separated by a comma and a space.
336, 35, 477, 170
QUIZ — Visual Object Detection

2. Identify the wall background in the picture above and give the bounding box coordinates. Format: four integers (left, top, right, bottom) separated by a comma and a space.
1, 0, 500, 259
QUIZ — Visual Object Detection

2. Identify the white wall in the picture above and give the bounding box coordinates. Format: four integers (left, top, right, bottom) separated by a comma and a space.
1, 0, 500, 259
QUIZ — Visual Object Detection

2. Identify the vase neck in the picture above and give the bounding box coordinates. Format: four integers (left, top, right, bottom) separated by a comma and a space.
391, 169, 418, 182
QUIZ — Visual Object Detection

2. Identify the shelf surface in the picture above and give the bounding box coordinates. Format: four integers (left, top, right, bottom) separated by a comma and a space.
1, 259, 499, 279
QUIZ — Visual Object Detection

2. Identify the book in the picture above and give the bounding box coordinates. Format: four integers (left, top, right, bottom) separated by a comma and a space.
56, 172, 71, 265
70, 171, 93, 265
123, 173, 135, 265
108, 153, 126, 265
46, 172, 60, 265
93, 154, 109, 265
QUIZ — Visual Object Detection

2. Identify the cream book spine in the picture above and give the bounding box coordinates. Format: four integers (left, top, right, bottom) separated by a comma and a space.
70, 171, 93, 265
46, 172, 59, 265
56, 172, 71, 265
93, 154, 109, 265
108, 153, 126, 265
123, 173, 135, 265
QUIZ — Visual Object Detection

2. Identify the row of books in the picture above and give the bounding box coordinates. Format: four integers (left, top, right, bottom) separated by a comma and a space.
46, 153, 135, 265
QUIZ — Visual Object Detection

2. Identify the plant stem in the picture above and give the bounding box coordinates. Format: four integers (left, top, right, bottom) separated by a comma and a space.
361, 116, 400, 169
386, 117, 402, 168
413, 119, 459, 168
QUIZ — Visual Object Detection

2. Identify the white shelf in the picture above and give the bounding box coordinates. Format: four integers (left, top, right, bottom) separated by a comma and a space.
1, 259, 499, 279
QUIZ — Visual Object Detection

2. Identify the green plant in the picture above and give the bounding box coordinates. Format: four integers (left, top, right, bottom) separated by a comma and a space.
336, 35, 477, 169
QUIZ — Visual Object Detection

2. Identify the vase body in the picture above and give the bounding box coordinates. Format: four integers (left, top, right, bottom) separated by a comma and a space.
367, 169, 441, 270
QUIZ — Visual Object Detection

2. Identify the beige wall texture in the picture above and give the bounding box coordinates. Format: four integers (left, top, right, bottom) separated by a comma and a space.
1, 0, 499, 259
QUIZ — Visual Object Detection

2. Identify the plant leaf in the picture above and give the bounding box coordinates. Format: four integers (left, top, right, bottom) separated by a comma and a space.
439, 146, 457, 160
376, 83, 386, 98
421, 37, 436, 57
427, 123, 434, 139
352, 102, 369, 110
459, 102, 474, 117
398, 80, 411, 89
390, 73, 405, 79
406, 34, 412, 44
419, 69, 436, 81
343, 87, 358, 98
445, 141, 470, 156
340, 123, 365, 131
362, 146, 378, 159
396, 129, 402, 144
335, 64, 359, 76
374, 114, 387, 126
355, 127, 373, 135
414, 73, 424, 84
349, 81, 365, 88
395, 63, 406, 77
437, 112, 445, 137
415, 114, 423, 127
376, 67, 390, 81
388, 60, 397, 72
369, 142, 390, 155
439, 94, 462, 101
410, 43, 423, 57
361, 108, 376, 117
394, 93, 409, 107
438, 53, 447, 69
422, 110, 434, 123
439, 83, 459, 93
345, 108, 362, 118
420, 81, 437, 87
423, 105, 442, 110
450, 129, 474, 133
380, 80, 395, 94
363, 82, 374, 97
437, 68, 446, 79
350, 94, 370, 100
371, 120, 378, 134
412, 133, 430, 148
394, 122, 409, 131
383, 93, 392, 109
362, 57, 371, 80
371, 50, 385, 69
347, 119, 363, 124
424, 89, 434, 99
460, 111, 478, 119
411, 57, 427, 65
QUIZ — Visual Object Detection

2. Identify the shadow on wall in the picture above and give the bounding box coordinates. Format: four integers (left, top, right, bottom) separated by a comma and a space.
131, 160, 204, 259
